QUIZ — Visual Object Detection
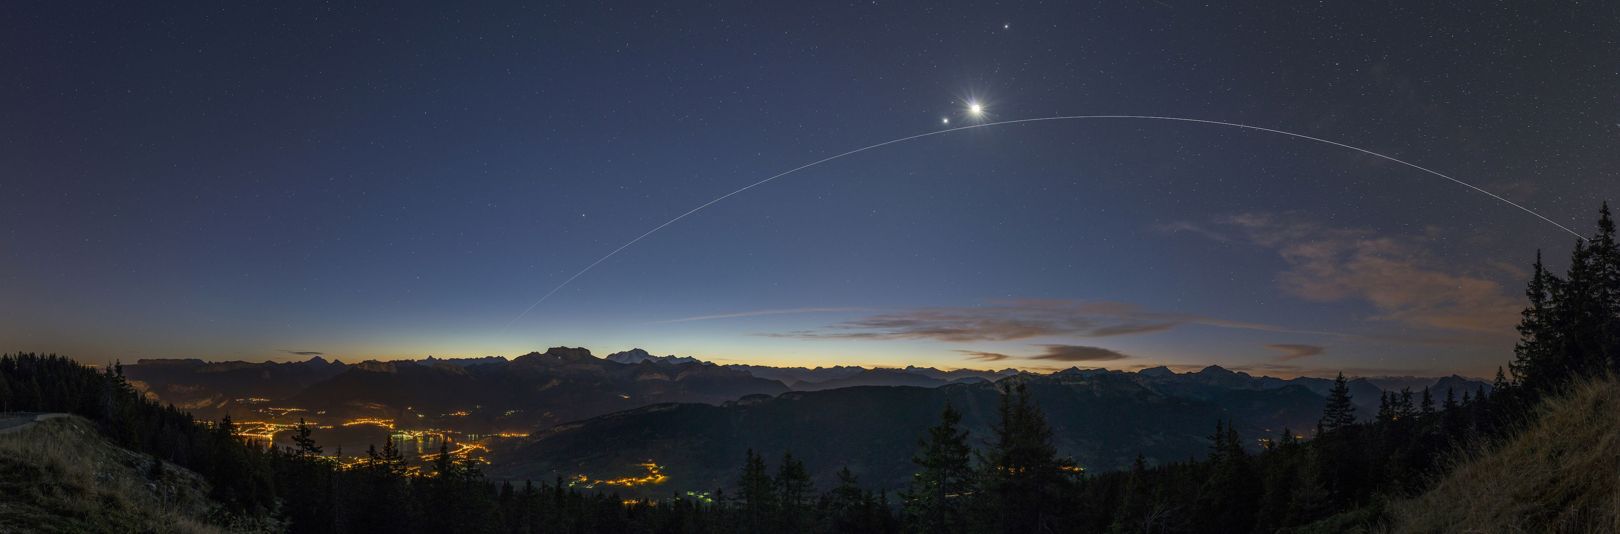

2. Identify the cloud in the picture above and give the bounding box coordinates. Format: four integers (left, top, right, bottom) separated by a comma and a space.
955, 344, 1129, 364
653, 307, 870, 324
767, 299, 1331, 342
955, 350, 1012, 362
1027, 344, 1131, 362
1226, 362, 1436, 379
1266, 343, 1324, 361
1087, 322, 1181, 336
280, 350, 324, 356
1192, 214, 1522, 333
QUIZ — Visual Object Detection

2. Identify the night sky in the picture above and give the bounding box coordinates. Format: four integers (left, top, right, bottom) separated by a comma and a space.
5, 2, 1618, 376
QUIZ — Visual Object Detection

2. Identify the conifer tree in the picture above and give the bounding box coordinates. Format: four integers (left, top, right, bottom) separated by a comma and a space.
385, 437, 404, 475
903, 403, 974, 533
1207, 419, 1230, 462
216, 415, 237, 439
1433, 387, 1462, 438
1318, 373, 1356, 433
1597, 203, 1620, 373
737, 449, 776, 531
291, 417, 321, 457
1109, 454, 1154, 533
976, 381, 1069, 533
433, 439, 453, 477
1195, 418, 1258, 532
1375, 392, 1393, 423
776, 451, 814, 531
1394, 388, 1416, 421
366, 437, 407, 477
825, 467, 879, 533
1549, 207, 1620, 383
1512, 250, 1557, 391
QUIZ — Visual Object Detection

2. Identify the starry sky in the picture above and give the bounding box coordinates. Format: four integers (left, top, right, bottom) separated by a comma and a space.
4, 2, 1618, 377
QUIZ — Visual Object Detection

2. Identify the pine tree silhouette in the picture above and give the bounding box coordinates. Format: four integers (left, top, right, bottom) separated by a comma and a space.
1318, 372, 1356, 433
902, 403, 973, 533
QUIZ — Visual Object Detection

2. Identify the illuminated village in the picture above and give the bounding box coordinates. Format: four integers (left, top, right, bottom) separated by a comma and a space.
226, 402, 521, 472
220, 399, 681, 499
567, 462, 669, 490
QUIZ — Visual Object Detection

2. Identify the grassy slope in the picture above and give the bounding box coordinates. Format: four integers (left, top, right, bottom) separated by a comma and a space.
1384, 376, 1620, 534
0, 415, 229, 533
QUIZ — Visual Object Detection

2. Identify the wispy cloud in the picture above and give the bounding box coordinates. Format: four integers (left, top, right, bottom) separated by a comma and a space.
1266, 343, 1324, 361
1174, 214, 1522, 334
1028, 344, 1131, 362
956, 350, 1012, 362
955, 344, 1130, 363
280, 350, 325, 356
767, 299, 1333, 342
653, 307, 870, 324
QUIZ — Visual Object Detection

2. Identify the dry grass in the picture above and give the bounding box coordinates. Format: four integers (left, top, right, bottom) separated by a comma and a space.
0, 415, 225, 533
1385, 376, 1620, 534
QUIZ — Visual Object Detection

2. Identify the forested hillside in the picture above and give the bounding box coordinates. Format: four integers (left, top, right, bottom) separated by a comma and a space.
1386, 375, 1619, 532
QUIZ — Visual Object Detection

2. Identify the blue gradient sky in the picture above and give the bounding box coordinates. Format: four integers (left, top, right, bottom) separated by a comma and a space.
4, 2, 1618, 376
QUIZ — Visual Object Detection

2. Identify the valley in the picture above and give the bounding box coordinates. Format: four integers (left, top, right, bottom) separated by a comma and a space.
121, 347, 1489, 496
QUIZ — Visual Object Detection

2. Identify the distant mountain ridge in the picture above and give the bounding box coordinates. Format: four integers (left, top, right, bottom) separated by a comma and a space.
415, 355, 508, 367
592, 350, 1020, 390
121, 347, 1491, 438
123, 356, 350, 412
725, 363, 1019, 390
286, 347, 789, 431
604, 348, 708, 366
124, 350, 1491, 423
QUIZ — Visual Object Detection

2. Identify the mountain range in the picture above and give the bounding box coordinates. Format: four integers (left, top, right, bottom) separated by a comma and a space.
285, 347, 788, 430
123, 356, 349, 412
123, 348, 1029, 422
123, 347, 1491, 490
728, 364, 1019, 390
124, 348, 1489, 424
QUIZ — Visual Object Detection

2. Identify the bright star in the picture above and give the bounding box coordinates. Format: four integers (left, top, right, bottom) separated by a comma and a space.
968, 102, 984, 116
942, 117, 950, 125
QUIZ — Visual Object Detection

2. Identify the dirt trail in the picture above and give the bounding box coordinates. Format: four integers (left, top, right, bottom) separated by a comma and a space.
0, 413, 69, 435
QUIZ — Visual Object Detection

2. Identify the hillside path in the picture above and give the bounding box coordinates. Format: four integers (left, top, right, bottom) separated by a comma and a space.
0, 412, 70, 435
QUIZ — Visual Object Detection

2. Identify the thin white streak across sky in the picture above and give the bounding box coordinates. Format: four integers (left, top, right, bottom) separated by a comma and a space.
505, 115, 1584, 328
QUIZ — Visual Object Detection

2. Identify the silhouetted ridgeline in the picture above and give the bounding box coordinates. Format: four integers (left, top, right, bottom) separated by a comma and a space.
1, 202, 1617, 532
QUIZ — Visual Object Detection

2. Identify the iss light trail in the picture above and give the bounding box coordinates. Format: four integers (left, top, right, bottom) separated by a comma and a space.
504, 113, 1584, 327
